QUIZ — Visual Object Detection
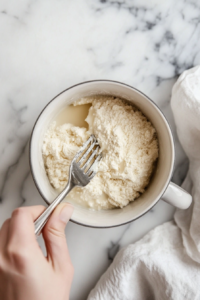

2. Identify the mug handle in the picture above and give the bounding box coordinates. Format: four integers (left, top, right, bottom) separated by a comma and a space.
161, 182, 192, 209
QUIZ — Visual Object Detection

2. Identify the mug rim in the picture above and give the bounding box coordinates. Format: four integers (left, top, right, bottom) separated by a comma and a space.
29, 79, 175, 228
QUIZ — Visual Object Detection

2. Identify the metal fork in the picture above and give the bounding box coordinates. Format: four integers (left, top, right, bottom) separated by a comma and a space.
34, 134, 102, 235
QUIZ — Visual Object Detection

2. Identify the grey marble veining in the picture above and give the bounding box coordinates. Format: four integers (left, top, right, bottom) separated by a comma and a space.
0, 0, 200, 299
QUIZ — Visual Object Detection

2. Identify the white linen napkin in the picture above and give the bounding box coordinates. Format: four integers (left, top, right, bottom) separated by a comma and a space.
87, 66, 200, 300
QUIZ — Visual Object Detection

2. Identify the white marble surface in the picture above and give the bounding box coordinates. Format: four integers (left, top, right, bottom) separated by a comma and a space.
0, 0, 200, 299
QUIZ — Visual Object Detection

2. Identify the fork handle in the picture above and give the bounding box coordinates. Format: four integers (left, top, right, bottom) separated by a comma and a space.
34, 181, 75, 236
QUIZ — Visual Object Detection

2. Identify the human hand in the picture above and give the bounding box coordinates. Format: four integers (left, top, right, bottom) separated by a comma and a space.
0, 203, 74, 300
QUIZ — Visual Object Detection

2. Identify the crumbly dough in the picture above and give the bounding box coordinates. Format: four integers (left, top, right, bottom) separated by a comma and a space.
42, 96, 159, 210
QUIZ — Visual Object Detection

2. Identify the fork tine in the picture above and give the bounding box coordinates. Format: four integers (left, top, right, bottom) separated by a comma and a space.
86, 153, 102, 176
89, 171, 95, 179
77, 138, 98, 166
73, 135, 95, 162
82, 146, 100, 171
88, 155, 102, 179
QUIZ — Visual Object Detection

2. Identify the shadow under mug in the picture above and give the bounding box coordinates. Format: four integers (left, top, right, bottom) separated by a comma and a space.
30, 80, 192, 228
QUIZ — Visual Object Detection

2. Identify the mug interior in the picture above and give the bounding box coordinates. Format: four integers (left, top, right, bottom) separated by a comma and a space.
30, 81, 174, 227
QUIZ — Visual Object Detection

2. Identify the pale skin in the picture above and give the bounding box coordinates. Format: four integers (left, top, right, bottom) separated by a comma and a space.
0, 203, 74, 300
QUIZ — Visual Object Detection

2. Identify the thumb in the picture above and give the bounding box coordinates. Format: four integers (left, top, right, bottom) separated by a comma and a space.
43, 203, 74, 271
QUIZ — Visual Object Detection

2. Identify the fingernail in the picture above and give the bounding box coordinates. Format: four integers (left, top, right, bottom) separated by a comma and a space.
59, 204, 74, 224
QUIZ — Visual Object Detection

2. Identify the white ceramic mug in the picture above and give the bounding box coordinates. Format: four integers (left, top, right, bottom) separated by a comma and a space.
30, 80, 192, 228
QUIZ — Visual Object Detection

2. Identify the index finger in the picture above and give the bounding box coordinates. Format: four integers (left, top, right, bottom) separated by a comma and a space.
8, 206, 46, 247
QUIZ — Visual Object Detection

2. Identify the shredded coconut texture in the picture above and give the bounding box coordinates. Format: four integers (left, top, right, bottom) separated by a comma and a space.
42, 96, 159, 210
